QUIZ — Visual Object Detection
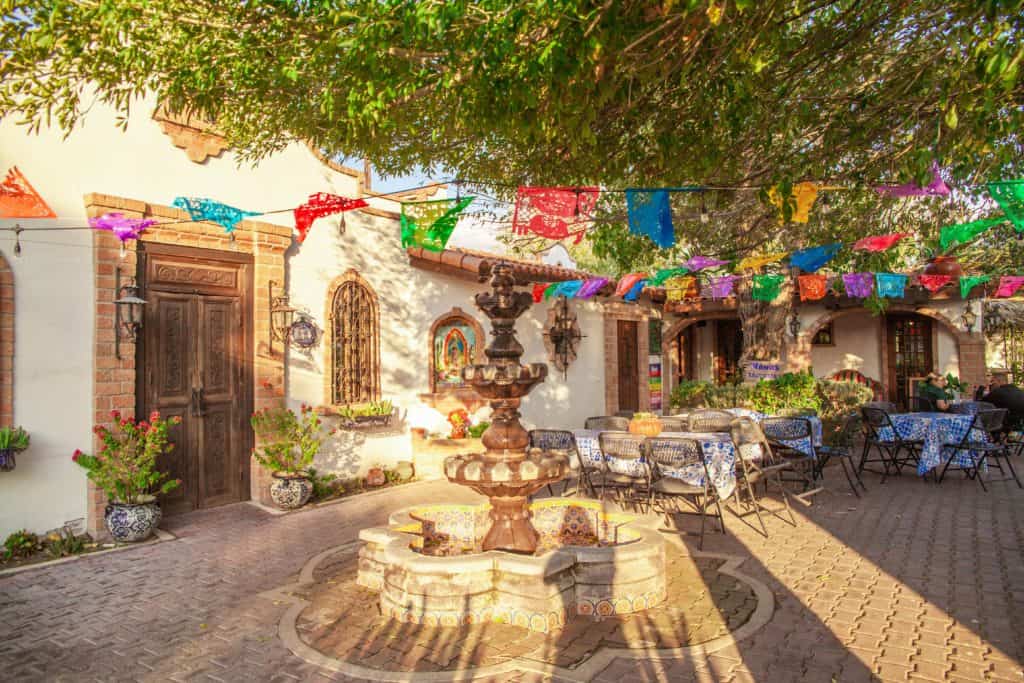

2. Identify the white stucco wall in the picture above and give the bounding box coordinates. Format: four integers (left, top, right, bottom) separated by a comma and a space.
286, 207, 606, 477
809, 311, 884, 381
0, 95, 412, 535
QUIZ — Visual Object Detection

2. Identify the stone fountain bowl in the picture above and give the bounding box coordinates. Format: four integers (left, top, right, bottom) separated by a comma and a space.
461, 362, 547, 399
357, 498, 667, 633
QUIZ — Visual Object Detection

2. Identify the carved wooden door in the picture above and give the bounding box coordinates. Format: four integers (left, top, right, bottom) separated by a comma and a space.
715, 319, 743, 385
617, 320, 640, 412
138, 245, 252, 515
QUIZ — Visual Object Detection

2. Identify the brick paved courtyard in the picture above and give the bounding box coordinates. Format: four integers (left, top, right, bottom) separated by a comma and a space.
1, 469, 1022, 682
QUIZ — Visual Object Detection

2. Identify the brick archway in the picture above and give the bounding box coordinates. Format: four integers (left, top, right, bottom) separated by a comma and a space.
793, 304, 985, 393
662, 312, 741, 398
84, 193, 292, 537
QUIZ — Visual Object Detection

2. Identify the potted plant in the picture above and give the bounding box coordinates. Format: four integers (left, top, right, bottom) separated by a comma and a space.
628, 412, 663, 438
447, 409, 470, 439
250, 404, 323, 510
365, 463, 386, 487
336, 400, 395, 429
73, 411, 181, 542
0, 426, 30, 472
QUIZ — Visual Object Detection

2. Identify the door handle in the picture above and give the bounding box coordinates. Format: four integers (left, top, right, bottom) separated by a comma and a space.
191, 387, 206, 417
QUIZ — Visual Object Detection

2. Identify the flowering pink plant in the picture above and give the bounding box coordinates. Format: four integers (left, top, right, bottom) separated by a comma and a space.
73, 410, 181, 504
250, 404, 323, 473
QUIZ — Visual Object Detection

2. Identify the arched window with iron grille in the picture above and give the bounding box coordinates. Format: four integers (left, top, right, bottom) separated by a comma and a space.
329, 274, 380, 405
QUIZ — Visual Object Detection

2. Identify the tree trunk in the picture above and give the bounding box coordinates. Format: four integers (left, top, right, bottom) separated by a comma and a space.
737, 277, 792, 366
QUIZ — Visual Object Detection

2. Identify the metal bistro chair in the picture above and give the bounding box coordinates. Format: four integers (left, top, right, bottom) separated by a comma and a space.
862, 401, 898, 414
909, 395, 938, 413
859, 406, 921, 481
949, 401, 996, 415
815, 413, 868, 497
659, 416, 687, 433
688, 410, 736, 434
596, 431, 649, 510
728, 417, 796, 536
528, 429, 589, 498
939, 409, 1020, 490
645, 436, 724, 549
585, 415, 630, 431
760, 416, 824, 504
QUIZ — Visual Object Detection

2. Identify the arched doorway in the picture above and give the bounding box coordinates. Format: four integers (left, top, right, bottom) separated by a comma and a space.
663, 313, 743, 394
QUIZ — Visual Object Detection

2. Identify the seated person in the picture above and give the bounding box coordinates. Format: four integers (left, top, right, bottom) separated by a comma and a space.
917, 372, 951, 412
980, 372, 1024, 431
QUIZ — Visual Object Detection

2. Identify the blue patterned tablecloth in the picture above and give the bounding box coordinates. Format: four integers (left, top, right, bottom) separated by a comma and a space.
573, 430, 739, 499
723, 409, 823, 458
879, 412, 985, 475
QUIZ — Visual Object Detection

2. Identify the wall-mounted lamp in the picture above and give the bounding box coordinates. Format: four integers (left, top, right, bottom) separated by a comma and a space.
269, 280, 295, 353
788, 312, 801, 338
960, 306, 978, 333
114, 267, 146, 359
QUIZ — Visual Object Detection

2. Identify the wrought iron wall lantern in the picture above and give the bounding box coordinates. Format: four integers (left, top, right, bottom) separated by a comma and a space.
788, 312, 802, 338
542, 295, 584, 379
961, 306, 978, 333
269, 280, 295, 353
114, 266, 146, 359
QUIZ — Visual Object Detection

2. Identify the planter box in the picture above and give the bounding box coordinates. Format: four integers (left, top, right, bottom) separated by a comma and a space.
337, 411, 394, 430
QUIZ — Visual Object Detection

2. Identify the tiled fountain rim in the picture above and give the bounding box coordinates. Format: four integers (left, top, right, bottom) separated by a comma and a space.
363, 499, 659, 572
270, 535, 776, 683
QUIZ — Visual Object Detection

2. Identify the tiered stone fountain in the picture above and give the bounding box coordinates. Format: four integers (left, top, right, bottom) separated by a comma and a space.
357, 263, 666, 632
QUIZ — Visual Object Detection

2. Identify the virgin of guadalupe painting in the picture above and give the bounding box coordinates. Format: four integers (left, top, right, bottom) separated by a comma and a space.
434, 321, 477, 388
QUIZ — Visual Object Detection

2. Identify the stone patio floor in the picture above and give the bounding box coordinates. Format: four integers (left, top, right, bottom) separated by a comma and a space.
0, 467, 1023, 682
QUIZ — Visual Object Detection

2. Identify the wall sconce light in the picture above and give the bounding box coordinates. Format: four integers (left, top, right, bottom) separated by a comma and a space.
114, 266, 146, 359
960, 306, 978, 333
543, 295, 585, 380
269, 280, 295, 353
788, 312, 801, 338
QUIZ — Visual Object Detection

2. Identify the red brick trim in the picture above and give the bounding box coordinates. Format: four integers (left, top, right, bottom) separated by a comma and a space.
0, 253, 13, 427
83, 193, 291, 537
602, 303, 653, 414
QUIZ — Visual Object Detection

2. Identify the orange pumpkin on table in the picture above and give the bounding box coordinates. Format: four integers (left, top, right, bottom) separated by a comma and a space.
628, 413, 663, 438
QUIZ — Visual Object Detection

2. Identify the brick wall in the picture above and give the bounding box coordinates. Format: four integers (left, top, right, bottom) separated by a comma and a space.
83, 193, 291, 537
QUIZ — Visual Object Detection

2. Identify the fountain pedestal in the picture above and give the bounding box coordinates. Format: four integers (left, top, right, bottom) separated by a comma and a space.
443, 263, 568, 554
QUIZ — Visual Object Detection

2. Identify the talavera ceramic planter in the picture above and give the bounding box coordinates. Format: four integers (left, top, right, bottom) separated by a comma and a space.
270, 472, 313, 510
105, 500, 162, 543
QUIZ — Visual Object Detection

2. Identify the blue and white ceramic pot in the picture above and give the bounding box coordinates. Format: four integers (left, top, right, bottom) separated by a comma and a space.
0, 448, 16, 471
105, 499, 161, 543
270, 472, 313, 510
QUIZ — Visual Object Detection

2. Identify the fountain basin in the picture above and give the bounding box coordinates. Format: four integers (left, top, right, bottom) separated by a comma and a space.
357, 498, 666, 633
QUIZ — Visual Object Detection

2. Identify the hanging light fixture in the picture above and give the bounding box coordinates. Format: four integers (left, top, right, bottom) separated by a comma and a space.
960, 305, 978, 333
114, 266, 146, 359
788, 312, 801, 338
268, 280, 296, 353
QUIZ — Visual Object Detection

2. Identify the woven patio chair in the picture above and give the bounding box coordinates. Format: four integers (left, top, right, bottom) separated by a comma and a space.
528, 429, 590, 498
939, 409, 1019, 490
659, 416, 687, 433
859, 405, 921, 481
687, 410, 736, 433
815, 413, 867, 497
585, 416, 630, 431
596, 431, 649, 510
645, 436, 723, 549
777, 407, 819, 418
760, 417, 824, 503
727, 417, 796, 536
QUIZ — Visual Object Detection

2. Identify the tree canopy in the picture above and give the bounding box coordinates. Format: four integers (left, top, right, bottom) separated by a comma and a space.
1, 1, 1021, 272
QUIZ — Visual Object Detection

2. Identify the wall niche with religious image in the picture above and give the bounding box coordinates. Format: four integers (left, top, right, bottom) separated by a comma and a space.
429, 308, 485, 393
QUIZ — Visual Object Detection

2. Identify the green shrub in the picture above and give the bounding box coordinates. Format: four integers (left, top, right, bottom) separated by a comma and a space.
45, 527, 86, 559
668, 380, 712, 409
3, 529, 40, 560
305, 467, 339, 501
467, 421, 490, 438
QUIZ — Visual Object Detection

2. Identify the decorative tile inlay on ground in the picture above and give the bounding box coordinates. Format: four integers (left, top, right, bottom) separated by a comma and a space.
285, 540, 760, 676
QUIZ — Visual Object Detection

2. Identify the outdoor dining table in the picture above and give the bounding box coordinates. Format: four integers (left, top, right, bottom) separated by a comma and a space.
572, 429, 739, 499
878, 412, 985, 476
